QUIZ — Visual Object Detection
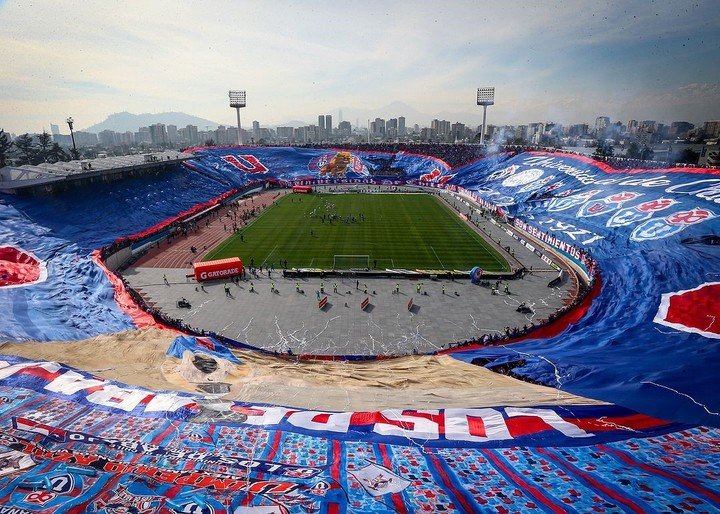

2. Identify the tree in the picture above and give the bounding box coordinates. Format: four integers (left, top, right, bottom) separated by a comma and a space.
640, 145, 654, 161
204, 139, 215, 146
672, 148, 699, 165
627, 142, 654, 160
35, 131, 53, 164
593, 140, 614, 158
0, 129, 11, 168
626, 141, 641, 159
47, 143, 70, 163
13, 134, 36, 165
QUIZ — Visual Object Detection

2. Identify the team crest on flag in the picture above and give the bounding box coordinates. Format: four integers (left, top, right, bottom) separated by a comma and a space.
349, 462, 410, 497
606, 198, 677, 228
578, 191, 643, 218
547, 189, 601, 212
654, 282, 720, 339
91, 483, 164, 514
308, 152, 369, 178
486, 164, 519, 182
631, 207, 716, 242
502, 168, 544, 187
517, 174, 556, 193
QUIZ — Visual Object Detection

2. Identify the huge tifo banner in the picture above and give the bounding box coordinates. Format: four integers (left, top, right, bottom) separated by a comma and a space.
0, 147, 719, 422
444, 151, 720, 427
184, 145, 451, 184
0, 356, 717, 513
1, 147, 720, 511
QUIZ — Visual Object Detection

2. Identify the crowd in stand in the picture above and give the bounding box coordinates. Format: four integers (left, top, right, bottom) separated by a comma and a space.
299, 142, 486, 168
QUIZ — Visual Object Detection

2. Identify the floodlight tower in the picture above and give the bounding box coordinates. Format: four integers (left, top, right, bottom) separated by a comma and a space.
228, 90, 246, 146
66, 117, 78, 159
476, 87, 495, 145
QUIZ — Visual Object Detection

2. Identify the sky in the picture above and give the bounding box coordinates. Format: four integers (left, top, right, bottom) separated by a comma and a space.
1, 0, 719, 134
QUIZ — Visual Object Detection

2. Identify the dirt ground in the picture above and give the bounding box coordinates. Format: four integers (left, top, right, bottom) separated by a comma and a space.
0, 328, 604, 411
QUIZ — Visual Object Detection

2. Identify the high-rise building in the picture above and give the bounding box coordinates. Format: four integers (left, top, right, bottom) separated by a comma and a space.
50, 124, 60, 136
277, 127, 294, 141
516, 125, 528, 142
669, 121, 694, 139
325, 115, 332, 138
227, 127, 239, 144
568, 124, 589, 137
135, 128, 152, 144
338, 109, 343, 123
167, 125, 178, 144
214, 125, 228, 145
338, 121, 351, 137
252, 121, 260, 142
627, 120, 639, 134
595, 116, 610, 136
318, 116, 325, 139
372, 118, 385, 136
73, 131, 98, 147
386, 118, 398, 138
451, 122, 466, 141
641, 120, 657, 133
398, 117, 406, 136
98, 130, 117, 146
185, 125, 199, 145
294, 126, 307, 144
149, 123, 167, 145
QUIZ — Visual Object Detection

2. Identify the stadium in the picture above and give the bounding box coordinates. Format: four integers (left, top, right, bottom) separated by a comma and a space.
0, 143, 718, 512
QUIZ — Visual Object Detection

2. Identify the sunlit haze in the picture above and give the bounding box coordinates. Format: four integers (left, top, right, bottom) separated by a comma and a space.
1, 0, 719, 133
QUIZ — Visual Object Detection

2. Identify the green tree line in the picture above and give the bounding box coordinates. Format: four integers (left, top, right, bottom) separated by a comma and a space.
0, 129, 71, 167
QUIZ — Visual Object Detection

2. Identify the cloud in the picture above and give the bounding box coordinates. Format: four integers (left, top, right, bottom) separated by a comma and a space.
0, 1, 718, 133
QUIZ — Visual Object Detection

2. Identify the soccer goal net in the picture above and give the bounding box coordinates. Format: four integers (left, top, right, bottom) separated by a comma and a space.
333, 255, 370, 270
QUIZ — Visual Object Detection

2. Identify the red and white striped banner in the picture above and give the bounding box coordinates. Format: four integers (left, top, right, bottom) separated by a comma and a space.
361, 297, 369, 310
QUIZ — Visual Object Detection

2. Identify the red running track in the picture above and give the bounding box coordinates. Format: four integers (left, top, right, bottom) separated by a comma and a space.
133, 190, 289, 269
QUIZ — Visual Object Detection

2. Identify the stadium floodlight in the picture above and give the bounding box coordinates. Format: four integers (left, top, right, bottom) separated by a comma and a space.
229, 90, 246, 146
66, 117, 78, 160
476, 87, 495, 146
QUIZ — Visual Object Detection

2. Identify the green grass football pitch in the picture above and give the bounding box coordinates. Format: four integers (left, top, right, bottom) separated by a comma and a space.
205, 193, 509, 271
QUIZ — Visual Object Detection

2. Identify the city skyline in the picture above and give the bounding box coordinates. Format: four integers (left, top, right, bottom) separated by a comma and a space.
1, 1, 719, 134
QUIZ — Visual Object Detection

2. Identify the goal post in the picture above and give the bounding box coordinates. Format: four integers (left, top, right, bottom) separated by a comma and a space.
333, 255, 370, 270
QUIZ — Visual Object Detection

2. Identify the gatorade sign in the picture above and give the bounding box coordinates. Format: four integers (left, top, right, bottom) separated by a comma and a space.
193, 257, 243, 282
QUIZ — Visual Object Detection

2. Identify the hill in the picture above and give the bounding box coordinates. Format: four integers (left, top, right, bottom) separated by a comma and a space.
83, 111, 223, 133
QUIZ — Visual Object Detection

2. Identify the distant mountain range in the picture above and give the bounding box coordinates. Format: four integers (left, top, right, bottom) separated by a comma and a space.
83, 111, 223, 133
82, 102, 487, 135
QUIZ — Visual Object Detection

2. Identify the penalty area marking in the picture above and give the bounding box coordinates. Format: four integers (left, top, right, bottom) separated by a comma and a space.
261, 243, 279, 268
430, 245, 446, 269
